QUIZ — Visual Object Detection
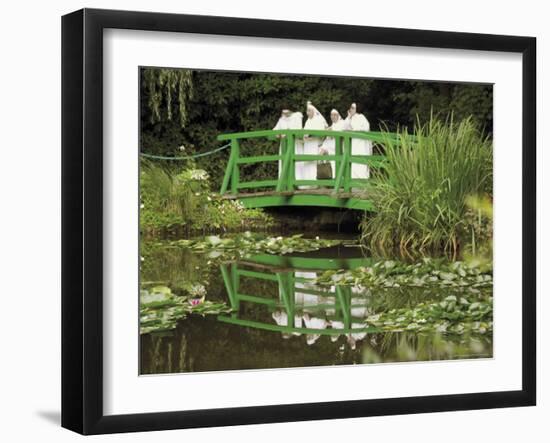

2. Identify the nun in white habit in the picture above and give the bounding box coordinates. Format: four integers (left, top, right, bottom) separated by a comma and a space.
273, 109, 303, 179
344, 103, 372, 180
321, 109, 346, 178
302, 102, 328, 187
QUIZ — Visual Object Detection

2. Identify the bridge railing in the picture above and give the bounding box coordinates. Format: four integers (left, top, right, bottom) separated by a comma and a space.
218, 262, 380, 335
217, 129, 392, 195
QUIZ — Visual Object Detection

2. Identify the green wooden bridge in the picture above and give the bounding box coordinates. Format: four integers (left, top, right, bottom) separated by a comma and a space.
218, 129, 393, 211
218, 254, 380, 337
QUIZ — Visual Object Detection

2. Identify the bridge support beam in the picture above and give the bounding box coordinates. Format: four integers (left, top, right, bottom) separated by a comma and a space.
232, 193, 374, 211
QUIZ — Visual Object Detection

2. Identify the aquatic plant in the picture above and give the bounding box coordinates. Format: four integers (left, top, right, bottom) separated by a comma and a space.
364, 294, 492, 336
315, 257, 492, 290
169, 232, 349, 259
140, 285, 233, 334
361, 115, 492, 255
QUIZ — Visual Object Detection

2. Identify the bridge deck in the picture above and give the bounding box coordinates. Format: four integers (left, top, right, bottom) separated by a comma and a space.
222, 189, 374, 210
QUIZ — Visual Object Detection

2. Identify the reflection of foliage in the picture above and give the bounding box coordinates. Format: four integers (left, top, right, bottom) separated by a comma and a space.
140, 239, 493, 367
140, 160, 272, 232
140, 285, 232, 334
362, 332, 492, 364
140, 240, 228, 306
361, 116, 492, 255
315, 257, 492, 290
169, 232, 348, 259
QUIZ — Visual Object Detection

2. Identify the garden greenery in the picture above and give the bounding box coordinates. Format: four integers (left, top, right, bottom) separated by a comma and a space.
168, 232, 346, 257
361, 115, 493, 255
140, 69, 493, 188
140, 160, 272, 233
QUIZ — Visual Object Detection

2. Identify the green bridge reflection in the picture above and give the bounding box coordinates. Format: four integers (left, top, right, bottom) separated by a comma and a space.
218, 251, 379, 348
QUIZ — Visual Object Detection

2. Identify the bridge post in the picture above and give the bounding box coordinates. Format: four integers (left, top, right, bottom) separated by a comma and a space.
230, 139, 240, 194
333, 136, 350, 193
286, 134, 295, 191
335, 135, 342, 184
276, 133, 292, 192
343, 136, 352, 193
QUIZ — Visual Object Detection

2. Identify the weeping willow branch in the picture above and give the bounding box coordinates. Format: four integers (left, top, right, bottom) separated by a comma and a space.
143, 68, 194, 127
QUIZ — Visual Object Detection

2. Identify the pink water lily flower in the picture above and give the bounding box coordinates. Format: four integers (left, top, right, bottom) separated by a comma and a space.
189, 296, 205, 306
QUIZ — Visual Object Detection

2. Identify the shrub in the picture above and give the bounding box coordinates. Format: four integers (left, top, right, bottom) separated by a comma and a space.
140, 160, 272, 233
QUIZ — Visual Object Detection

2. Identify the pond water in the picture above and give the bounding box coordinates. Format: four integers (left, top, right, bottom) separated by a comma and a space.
140, 233, 492, 375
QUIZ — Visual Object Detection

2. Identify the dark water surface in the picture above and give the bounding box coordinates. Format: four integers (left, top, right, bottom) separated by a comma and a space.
140, 234, 492, 374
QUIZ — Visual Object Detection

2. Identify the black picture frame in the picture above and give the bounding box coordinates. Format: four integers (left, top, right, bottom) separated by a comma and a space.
61, 8, 537, 435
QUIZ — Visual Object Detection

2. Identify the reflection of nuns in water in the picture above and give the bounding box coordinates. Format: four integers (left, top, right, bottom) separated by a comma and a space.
273, 275, 371, 347
272, 310, 302, 337
303, 313, 328, 345
296, 270, 329, 345
329, 320, 366, 350
329, 290, 371, 349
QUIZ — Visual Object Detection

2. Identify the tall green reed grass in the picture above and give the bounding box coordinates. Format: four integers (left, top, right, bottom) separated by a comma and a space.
140, 159, 201, 223
361, 115, 492, 256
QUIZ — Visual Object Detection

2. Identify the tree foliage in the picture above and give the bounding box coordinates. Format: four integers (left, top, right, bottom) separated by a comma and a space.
143, 68, 193, 127
140, 68, 493, 187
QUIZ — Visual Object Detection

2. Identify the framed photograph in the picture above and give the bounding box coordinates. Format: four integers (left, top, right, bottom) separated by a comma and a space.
62, 8, 536, 435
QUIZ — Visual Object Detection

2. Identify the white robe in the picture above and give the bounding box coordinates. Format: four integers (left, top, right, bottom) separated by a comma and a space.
321, 119, 346, 178
273, 112, 303, 179
344, 113, 372, 180
302, 116, 327, 186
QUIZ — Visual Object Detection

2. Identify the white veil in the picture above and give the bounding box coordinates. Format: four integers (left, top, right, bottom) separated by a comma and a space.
306, 101, 328, 128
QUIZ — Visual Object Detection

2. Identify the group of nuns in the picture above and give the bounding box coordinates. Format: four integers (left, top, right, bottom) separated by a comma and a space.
273, 101, 372, 185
